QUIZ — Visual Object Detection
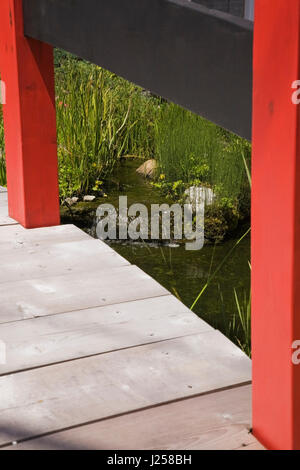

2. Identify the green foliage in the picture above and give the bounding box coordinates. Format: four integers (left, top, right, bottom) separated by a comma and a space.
153, 103, 251, 241
55, 55, 159, 198
56, 62, 128, 197
155, 103, 223, 183
155, 103, 251, 199
1, 50, 252, 213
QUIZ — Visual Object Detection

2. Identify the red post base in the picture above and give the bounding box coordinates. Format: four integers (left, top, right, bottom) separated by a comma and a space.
252, 0, 300, 450
0, 0, 60, 228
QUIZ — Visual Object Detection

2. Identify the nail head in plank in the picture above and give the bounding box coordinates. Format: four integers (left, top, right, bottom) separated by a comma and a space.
0, 224, 90, 250
0, 239, 130, 284
0, 295, 212, 375
0, 265, 169, 323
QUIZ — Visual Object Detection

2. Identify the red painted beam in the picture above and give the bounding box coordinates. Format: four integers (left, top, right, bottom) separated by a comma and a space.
0, 0, 60, 228
252, 0, 300, 450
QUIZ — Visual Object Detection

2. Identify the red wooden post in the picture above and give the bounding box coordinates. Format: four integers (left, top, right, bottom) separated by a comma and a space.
0, 0, 60, 228
252, 0, 300, 450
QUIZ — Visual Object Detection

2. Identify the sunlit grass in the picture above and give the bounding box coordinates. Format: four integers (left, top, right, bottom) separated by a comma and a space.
155, 102, 251, 201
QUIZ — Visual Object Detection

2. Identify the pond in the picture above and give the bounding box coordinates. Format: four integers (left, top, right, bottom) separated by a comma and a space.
61, 158, 251, 347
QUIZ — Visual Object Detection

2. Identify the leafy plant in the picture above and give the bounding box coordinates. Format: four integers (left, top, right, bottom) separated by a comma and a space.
55, 56, 160, 198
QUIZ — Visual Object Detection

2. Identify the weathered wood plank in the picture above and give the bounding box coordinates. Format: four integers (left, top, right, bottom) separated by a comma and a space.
0, 295, 212, 375
0, 265, 169, 323
0, 238, 129, 284
0, 216, 18, 226
0, 202, 17, 225
0, 224, 90, 251
2, 385, 263, 450
0, 192, 8, 206
0, 332, 251, 446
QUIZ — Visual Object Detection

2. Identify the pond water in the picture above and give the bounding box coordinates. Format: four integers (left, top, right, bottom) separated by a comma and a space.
64, 158, 250, 341
109, 236, 250, 335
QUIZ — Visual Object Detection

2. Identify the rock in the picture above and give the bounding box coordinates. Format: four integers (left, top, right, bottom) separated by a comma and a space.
83, 195, 96, 202
184, 186, 215, 212
136, 159, 157, 178
63, 197, 79, 206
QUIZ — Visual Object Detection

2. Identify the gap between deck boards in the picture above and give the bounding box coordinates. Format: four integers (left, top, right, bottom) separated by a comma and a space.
0, 382, 253, 450
0, 330, 212, 378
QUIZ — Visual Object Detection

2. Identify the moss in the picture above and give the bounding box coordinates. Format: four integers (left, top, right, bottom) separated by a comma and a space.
204, 199, 245, 243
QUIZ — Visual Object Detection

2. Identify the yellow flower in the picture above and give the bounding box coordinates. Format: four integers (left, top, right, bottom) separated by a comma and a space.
159, 174, 165, 180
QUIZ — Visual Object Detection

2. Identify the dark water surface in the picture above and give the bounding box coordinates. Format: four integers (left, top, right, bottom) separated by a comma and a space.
103, 159, 251, 333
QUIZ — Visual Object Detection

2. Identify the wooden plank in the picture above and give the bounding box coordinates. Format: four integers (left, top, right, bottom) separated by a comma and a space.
0, 205, 9, 216
0, 215, 18, 226
0, 332, 251, 446
0, 192, 8, 205
0, 265, 169, 323
0, 204, 18, 225
0, 238, 129, 284
0, 224, 90, 251
2, 385, 264, 450
0, 295, 212, 375
23, 0, 253, 140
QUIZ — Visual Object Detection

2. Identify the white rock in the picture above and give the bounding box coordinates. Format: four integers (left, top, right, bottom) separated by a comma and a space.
83, 195, 96, 202
64, 197, 79, 206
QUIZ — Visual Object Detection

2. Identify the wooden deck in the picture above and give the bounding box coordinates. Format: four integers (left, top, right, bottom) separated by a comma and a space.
0, 187, 263, 450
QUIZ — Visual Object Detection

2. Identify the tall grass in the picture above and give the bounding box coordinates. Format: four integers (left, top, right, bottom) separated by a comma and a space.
155, 103, 251, 201
56, 62, 130, 197
191, 228, 251, 311
155, 103, 222, 182
55, 57, 159, 198
1, 53, 252, 204
233, 283, 251, 356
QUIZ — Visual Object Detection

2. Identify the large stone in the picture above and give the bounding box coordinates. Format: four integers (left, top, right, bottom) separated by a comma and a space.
83, 195, 96, 202
136, 159, 157, 178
